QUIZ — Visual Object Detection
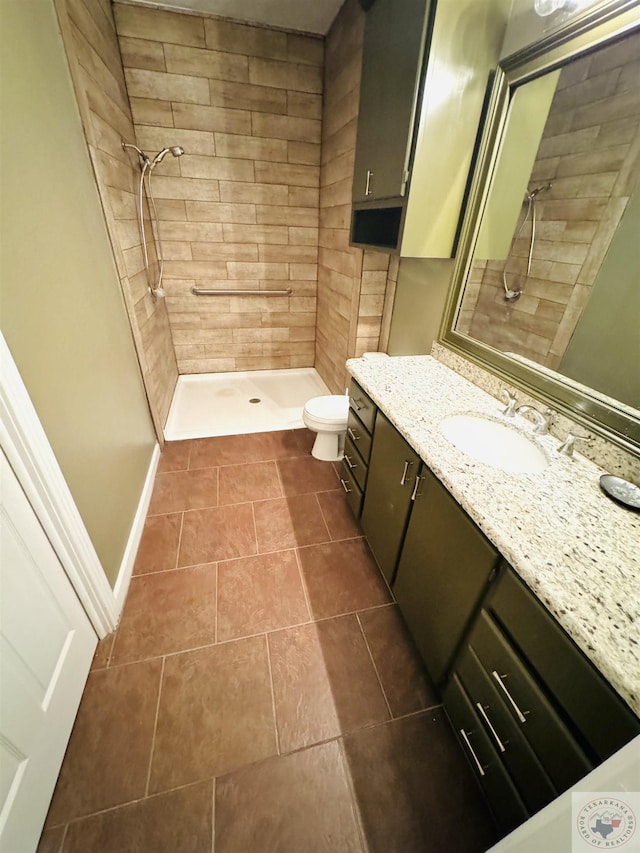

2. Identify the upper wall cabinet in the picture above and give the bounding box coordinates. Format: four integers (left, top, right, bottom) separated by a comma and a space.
351, 0, 511, 256
352, 0, 430, 205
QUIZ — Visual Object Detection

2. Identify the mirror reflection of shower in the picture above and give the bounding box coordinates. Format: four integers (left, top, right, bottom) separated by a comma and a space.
503, 182, 552, 302
122, 142, 185, 299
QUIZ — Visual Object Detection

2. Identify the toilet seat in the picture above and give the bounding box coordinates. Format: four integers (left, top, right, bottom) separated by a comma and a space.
303, 395, 349, 424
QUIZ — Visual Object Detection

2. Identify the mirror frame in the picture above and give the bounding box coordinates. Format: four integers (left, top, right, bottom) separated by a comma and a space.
440, 0, 640, 455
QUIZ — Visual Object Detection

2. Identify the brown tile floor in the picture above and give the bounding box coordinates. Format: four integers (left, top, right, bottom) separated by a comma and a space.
39, 429, 497, 853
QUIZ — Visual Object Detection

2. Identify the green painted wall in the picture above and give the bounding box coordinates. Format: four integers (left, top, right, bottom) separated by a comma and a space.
0, 0, 156, 585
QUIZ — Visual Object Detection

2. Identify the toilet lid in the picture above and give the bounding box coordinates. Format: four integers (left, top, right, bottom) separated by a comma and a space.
304, 395, 349, 422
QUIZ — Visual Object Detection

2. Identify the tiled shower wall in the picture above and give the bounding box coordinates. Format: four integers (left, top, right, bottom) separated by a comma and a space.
114, 3, 324, 374
461, 31, 640, 369
54, 0, 178, 435
316, 0, 392, 394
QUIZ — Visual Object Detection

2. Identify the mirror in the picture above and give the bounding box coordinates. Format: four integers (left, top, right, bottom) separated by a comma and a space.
441, 4, 640, 452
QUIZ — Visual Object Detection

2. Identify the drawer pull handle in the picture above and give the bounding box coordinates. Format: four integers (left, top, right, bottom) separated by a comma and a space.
349, 396, 364, 412
476, 703, 506, 753
492, 671, 527, 724
340, 478, 352, 494
459, 729, 485, 777
365, 169, 373, 196
410, 475, 423, 501
345, 455, 357, 470
400, 460, 413, 486
347, 427, 360, 442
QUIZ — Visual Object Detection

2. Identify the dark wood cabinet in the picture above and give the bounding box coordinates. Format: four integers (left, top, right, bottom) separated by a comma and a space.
339, 381, 377, 520
393, 466, 500, 684
352, 0, 430, 204
360, 411, 421, 583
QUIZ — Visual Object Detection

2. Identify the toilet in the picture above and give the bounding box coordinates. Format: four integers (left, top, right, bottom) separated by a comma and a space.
302, 395, 349, 461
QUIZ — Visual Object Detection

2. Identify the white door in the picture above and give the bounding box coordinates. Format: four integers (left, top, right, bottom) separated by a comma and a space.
0, 450, 97, 852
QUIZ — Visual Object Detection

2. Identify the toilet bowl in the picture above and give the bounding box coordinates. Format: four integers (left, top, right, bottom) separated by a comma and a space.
302, 395, 349, 461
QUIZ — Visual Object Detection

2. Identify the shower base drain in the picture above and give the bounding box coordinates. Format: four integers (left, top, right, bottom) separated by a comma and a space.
249, 398, 261, 404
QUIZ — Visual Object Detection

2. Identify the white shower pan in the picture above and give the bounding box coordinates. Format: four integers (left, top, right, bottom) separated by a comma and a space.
164, 367, 331, 440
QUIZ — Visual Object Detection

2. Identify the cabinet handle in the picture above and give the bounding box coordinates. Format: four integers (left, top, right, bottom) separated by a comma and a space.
347, 427, 360, 442
459, 729, 486, 777
345, 455, 357, 470
349, 396, 364, 412
400, 460, 413, 486
340, 478, 352, 494
476, 703, 506, 753
410, 475, 423, 501
365, 169, 373, 196
492, 671, 527, 724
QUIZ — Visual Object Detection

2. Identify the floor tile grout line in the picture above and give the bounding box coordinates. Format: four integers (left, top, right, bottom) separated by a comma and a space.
312, 490, 333, 542
264, 633, 281, 756
355, 611, 393, 721
145, 656, 166, 798
211, 777, 216, 853
336, 737, 369, 853
59, 821, 69, 851
175, 511, 185, 570
294, 546, 313, 624
214, 562, 218, 645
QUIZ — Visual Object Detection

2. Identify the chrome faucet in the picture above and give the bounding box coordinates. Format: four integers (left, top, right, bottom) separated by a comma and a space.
557, 432, 590, 457
516, 404, 552, 435
501, 389, 518, 417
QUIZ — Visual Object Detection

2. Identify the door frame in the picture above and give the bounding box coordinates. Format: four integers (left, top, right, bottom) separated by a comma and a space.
0, 333, 117, 637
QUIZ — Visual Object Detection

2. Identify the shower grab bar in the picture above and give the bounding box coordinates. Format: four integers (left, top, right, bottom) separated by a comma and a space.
191, 286, 293, 297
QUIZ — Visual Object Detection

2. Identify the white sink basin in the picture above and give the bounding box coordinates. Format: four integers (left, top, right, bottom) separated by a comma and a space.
440, 414, 548, 474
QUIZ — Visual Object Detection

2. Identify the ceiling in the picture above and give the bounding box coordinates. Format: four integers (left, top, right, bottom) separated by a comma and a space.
134, 0, 346, 35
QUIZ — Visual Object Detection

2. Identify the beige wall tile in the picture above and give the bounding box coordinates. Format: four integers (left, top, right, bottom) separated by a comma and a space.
180, 154, 255, 182
154, 199, 188, 220
135, 125, 215, 157
214, 133, 287, 162
219, 182, 289, 205
161, 221, 224, 242
164, 43, 249, 83
288, 141, 321, 166
114, 4, 205, 48
289, 186, 320, 208
191, 243, 259, 262
209, 79, 286, 114
125, 67, 210, 104
287, 34, 324, 67
259, 245, 318, 263
222, 224, 289, 244
172, 102, 251, 135
287, 91, 323, 120
289, 227, 319, 246
151, 176, 220, 201
129, 97, 174, 127
163, 260, 228, 278
227, 262, 289, 280
249, 57, 322, 94
119, 35, 166, 72
257, 205, 319, 227
253, 112, 321, 143
186, 201, 257, 224
204, 18, 287, 60
254, 161, 320, 188
289, 263, 317, 281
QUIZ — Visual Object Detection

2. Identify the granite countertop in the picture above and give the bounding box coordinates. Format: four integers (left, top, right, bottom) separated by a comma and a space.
347, 354, 640, 716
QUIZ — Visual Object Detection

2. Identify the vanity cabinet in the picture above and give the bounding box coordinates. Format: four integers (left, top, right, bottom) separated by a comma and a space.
444, 567, 640, 834
359, 411, 421, 583
339, 381, 377, 519
393, 467, 500, 683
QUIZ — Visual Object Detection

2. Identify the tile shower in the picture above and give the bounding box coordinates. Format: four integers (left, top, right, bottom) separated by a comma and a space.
55, 0, 399, 442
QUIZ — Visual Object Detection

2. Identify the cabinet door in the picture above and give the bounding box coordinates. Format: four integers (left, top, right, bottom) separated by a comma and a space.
353, 0, 430, 202
393, 467, 499, 684
360, 411, 420, 583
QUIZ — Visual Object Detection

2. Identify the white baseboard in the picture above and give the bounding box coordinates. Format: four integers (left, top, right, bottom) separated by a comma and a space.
113, 443, 160, 614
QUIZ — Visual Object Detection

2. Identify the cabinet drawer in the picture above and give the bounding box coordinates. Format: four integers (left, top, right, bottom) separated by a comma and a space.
457, 646, 556, 815
489, 570, 640, 762
346, 409, 372, 463
339, 460, 364, 519
470, 610, 591, 793
343, 435, 367, 492
348, 380, 376, 433
444, 674, 528, 835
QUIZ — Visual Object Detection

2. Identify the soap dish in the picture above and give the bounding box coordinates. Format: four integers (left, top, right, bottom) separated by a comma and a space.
599, 475, 640, 510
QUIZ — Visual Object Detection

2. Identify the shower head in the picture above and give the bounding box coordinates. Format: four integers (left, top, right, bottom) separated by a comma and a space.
528, 183, 553, 199
151, 146, 185, 167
